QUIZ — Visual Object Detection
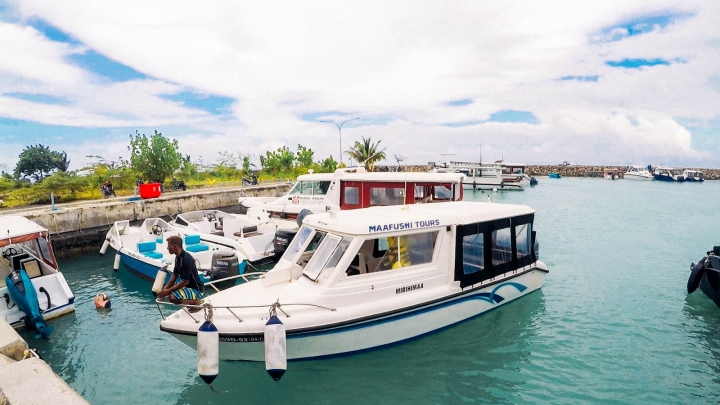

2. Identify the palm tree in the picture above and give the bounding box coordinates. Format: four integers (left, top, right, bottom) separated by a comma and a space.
345, 137, 387, 171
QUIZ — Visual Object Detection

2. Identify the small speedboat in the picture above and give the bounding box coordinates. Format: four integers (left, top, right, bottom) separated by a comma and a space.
624, 165, 653, 181
653, 167, 685, 182
0, 216, 75, 337
102, 218, 247, 286
688, 247, 720, 307
682, 169, 704, 182
603, 168, 619, 180
169, 209, 287, 264
548, 172, 561, 179
159, 201, 548, 361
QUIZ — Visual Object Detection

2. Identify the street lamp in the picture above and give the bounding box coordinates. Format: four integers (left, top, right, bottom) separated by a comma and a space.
319, 118, 359, 165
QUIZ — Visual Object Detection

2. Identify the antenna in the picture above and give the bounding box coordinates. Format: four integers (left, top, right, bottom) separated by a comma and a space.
403, 156, 410, 209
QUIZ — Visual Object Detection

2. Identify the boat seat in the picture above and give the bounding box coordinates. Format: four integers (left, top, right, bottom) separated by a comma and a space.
233, 226, 258, 238
184, 234, 209, 253
20, 258, 42, 278
137, 241, 164, 259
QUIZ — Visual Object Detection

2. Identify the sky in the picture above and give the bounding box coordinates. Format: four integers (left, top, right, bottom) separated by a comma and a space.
1, 0, 720, 172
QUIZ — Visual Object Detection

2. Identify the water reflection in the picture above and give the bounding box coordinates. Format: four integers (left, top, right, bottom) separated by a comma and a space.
175, 290, 546, 405
683, 295, 720, 395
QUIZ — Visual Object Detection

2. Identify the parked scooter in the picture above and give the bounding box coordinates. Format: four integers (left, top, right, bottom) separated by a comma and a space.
100, 180, 116, 198
242, 173, 258, 186
167, 178, 187, 191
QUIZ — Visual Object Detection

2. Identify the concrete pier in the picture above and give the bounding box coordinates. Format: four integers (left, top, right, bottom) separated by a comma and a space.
4, 183, 290, 252
0, 319, 88, 404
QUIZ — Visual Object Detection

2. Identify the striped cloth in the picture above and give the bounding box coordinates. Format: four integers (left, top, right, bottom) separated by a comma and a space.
171, 287, 202, 301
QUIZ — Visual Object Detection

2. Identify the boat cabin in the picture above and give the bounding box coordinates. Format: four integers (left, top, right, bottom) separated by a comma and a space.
242, 167, 464, 218
263, 201, 538, 290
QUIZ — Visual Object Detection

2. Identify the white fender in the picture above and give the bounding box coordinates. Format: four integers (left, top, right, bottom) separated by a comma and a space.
99, 239, 110, 255
152, 267, 169, 296
197, 320, 219, 385
113, 252, 121, 272
264, 315, 287, 381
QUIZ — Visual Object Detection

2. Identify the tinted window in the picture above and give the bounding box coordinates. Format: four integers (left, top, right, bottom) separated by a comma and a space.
491, 227, 512, 266
344, 187, 360, 205
462, 233, 484, 274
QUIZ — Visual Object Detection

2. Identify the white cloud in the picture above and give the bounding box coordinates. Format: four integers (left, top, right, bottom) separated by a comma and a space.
1, 0, 720, 171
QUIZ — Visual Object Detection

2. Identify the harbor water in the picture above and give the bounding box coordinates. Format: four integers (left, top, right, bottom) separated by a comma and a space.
19, 178, 720, 404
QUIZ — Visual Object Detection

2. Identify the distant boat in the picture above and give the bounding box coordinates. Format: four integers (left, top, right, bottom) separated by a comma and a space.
548, 172, 561, 179
603, 168, 619, 180
652, 167, 685, 182
433, 161, 530, 190
688, 247, 720, 307
624, 166, 653, 181
682, 170, 704, 182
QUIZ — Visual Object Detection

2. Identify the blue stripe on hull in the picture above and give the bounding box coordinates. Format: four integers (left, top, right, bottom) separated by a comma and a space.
120, 254, 163, 280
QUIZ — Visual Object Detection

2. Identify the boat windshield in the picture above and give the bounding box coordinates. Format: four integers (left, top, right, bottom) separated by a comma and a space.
302, 235, 353, 281
280, 226, 313, 262
289, 181, 331, 195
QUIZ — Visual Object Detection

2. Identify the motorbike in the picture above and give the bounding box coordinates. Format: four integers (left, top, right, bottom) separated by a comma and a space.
242, 174, 258, 186
167, 179, 187, 191
100, 182, 116, 198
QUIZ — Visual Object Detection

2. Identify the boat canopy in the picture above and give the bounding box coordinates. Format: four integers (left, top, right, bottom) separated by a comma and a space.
0, 216, 49, 247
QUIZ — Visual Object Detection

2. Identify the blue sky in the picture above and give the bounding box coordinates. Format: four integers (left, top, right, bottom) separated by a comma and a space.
1, 2, 719, 171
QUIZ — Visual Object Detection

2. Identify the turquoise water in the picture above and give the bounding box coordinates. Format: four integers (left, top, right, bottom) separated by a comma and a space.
19, 178, 720, 404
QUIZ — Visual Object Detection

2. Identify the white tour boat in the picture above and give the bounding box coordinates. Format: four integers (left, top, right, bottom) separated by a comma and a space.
624, 165, 653, 181
434, 162, 525, 190
159, 201, 547, 361
652, 167, 685, 182
496, 162, 538, 187
682, 169, 704, 182
238, 167, 464, 219
0, 216, 75, 337
169, 208, 291, 263
102, 218, 247, 284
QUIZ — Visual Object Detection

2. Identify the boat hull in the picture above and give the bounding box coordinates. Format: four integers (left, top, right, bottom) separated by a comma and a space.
461, 180, 523, 191
165, 267, 547, 361
624, 174, 653, 181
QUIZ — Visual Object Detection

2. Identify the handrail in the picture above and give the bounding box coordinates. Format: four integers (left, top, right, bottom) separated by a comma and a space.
155, 299, 336, 323
203, 271, 266, 292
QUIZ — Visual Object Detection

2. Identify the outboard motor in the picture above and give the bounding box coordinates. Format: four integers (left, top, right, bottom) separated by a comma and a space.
530, 177, 538, 186
273, 229, 299, 257
209, 250, 240, 290
5, 270, 52, 338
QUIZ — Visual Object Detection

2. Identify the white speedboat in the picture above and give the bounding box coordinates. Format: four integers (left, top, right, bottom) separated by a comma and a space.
682, 169, 704, 182
497, 162, 538, 186
604, 168, 620, 180
102, 218, 247, 284
0, 216, 75, 336
434, 162, 524, 190
170, 208, 288, 263
652, 167, 685, 182
239, 167, 464, 219
624, 165, 653, 180
159, 201, 548, 361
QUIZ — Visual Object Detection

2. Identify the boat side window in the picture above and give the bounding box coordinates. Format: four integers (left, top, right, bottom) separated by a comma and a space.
289, 181, 331, 195
344, 187, 360, 205
462, 233, 484, 274
280, 226, 313, 262
37, 236, 55, 267
372, 231, 438, 273
434, 185, 452, 200
370, 187, 405, 206
492, 227, 512, 266
515, 223, 532, 260
303, 234, 342, 281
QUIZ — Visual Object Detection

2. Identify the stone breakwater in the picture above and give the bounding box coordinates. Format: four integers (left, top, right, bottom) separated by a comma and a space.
374, 165, 720, 180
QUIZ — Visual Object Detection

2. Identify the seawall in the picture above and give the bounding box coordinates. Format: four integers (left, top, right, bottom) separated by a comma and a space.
5, 184, 290, 252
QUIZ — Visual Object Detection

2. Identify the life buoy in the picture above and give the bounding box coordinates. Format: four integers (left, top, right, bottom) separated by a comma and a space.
383, 236, 410, 269
687, 258, 706, 294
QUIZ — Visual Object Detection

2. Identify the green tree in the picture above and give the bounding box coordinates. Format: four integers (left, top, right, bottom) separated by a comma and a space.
295, 144, 314, 168
53, 151, 70, 172
259, 146, 295, 177
128, 130, 182, 182
345, 137, 387, 171
14, 144, 60, 181
317, 156, 338, 173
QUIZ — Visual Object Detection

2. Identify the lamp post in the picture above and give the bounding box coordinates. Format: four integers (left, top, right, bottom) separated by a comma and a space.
319, 118, 359, 165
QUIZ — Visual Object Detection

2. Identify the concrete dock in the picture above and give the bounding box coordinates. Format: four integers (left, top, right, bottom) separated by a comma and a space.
0, 319, 88, 404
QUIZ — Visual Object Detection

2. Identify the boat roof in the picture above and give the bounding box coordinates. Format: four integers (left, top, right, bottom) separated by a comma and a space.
296, 168, 463, 183
302, 201, 535, 235
0, 215, 48, 241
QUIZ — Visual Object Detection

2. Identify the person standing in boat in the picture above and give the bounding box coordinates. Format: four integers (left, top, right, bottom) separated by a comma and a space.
157, 236, 203, 308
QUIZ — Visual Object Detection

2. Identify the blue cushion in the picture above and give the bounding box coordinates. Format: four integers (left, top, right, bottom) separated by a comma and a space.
137, 241, 157, 253
156, 238, 163, 244
185, 234, 201, 245
143, 251, 163, 259
186, 244, 209, 253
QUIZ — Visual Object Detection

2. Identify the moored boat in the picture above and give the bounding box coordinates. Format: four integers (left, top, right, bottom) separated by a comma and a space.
548, 172, 561, 179
239, 167, 464, 218
682, 169, 704, 182
434, 162, 524, 190
159, 201, 547, 361
688, 246, 720, 307
604, 168, 619, 180
652, 167, 685, 182
0, 216, 75, 336
102, 218, 247, 285
624, 165, 653, 181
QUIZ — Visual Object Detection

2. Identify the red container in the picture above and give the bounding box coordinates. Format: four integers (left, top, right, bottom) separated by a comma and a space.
138, 183, 162, 199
